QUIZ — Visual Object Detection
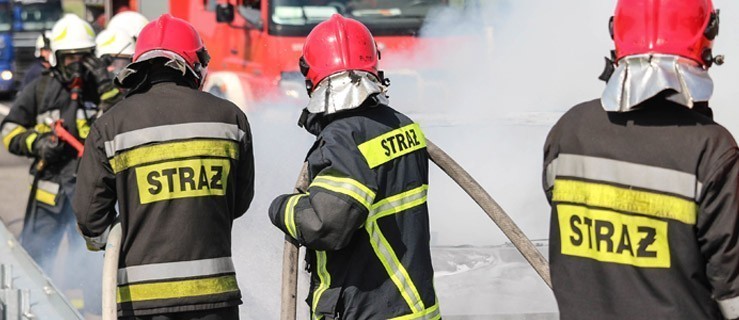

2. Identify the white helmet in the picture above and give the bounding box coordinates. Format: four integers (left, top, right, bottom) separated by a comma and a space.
107, 11, 149, 40
95, 28, 135, 58
49, 14, 96, 67
34, 31, 51, 58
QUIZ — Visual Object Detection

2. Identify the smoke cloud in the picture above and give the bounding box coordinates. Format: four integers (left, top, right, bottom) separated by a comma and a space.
229, 0, 739, 318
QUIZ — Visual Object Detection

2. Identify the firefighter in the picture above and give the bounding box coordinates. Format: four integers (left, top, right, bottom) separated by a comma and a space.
20, 31, 51, 90
94, 12, 147, 112
95, 27, 135, 76
0, 13, 117, 313
106, 10, 149, 42
268, 14, 439, 319
96, 11, 149, 78
543, 0, 739, 319
73, 14, 254, 319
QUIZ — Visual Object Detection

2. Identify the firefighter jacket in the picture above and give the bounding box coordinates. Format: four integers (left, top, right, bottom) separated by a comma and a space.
543, 97, 739, 320
269, 99, 439, 320
72, 79, 255, 317
0, 73, 98, 209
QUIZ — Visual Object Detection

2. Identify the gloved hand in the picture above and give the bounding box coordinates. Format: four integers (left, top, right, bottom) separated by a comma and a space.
32, 133, 65, 163
78, 225, 110, 252
81, 55, 116, 96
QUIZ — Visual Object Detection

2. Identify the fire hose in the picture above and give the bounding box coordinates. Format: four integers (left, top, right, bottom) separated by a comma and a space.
280, 139, 552, 319
102, 222, 122, 320
281, 162, 310, 320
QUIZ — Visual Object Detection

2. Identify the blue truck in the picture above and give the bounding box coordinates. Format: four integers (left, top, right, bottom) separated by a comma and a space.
0, 1, 14, 96
0, 0, 62, 96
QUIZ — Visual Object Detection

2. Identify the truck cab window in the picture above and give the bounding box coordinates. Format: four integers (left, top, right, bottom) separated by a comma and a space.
238, 3, 263, 29
268, 0, 451, 36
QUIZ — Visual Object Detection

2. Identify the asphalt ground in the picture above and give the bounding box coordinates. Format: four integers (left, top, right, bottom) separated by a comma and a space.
0, 101, 33, 238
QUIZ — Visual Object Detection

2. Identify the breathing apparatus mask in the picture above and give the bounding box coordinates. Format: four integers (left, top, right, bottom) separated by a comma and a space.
56, 51, 93, 85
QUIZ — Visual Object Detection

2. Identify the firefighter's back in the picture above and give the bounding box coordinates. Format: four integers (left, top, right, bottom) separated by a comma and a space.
544, 98, 739, 320
93, 81, 254, 316
317, 104, 438, 319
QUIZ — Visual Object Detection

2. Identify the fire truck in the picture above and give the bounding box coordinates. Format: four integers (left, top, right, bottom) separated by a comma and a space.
170, 0, 479, 110
83, 0, 167, 28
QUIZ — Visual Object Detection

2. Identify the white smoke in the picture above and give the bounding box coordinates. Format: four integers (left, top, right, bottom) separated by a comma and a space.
711, 0, 739, 132
230, 0, 739, 318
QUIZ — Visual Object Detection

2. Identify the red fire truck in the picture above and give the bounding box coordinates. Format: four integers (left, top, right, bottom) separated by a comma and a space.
170, 0, 478, 110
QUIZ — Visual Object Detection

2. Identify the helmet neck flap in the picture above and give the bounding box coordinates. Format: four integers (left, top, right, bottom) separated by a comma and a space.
601, 54, 713, 112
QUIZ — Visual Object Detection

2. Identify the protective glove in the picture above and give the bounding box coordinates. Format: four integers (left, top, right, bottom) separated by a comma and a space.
32, 133, 65, 163
78, 224, 110, 252
81, 55, 119, 99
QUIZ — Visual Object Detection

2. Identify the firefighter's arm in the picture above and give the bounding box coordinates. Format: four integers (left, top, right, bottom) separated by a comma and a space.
82, 55, 121, 113
542, 120, 562, 204
1, 81, 40, 156
72, 124, 117, 251
269, 128, 377, 251
269, 174, 375, 251
695, 147, 739, 319
234, 116, 255, 218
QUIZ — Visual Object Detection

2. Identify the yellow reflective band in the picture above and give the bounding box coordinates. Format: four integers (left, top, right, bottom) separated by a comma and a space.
134, 158, 231, 204
3, 126, 26, 149
25, 133, 38, 152
84, 24, 94, 37
553, 179, 697, 225
312, 251, 331, 320
116, 274, 239, 303
35, 187, 57, 206
100, 34, 117, 47
389, 303, 441, 320
34, 123, 52, 134
76, 119, 90, 139
53, 26, 67, 41
100, 88, 120, 101
310, 175, 375, 210
284, 194, 306, 239
558, 204, 670, 268
109, 139, 239, 173
366, 222, 425, 313
370, 185, 428, 222
358, 123, 427, 169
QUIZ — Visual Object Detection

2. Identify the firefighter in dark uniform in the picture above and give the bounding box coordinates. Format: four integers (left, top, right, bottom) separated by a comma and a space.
543, 1, 739, 319
20, 32, 51, 91
269, 14, 439, 320
0, 14, 117, 313
73, 14, 254, 319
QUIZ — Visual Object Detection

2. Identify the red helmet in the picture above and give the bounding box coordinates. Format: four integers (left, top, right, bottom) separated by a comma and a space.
301, 14, 379, 90
133, 14, 210, 84
611, 0, 719, 66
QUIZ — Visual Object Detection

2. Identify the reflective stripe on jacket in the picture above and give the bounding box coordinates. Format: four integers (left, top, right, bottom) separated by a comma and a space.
1, 73, 97, 201
543, 98, 739, 320
270, 103, 439, 320
73, 81, 255, 317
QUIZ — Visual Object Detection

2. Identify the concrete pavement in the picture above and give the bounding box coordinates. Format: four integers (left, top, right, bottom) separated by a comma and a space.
0, 106, 33, 238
